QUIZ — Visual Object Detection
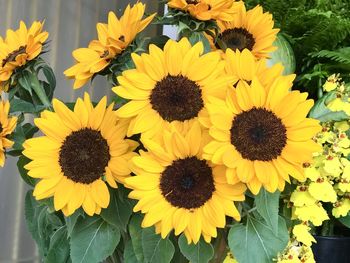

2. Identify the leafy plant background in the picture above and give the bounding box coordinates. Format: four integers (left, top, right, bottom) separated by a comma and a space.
246, 0, 350, 99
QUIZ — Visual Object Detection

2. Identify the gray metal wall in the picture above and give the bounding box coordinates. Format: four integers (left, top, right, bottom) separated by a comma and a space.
0, 1, 160, 262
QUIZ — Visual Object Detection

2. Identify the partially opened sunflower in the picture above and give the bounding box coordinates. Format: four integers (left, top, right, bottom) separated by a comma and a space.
167, 0, 242, 21
210, 3, 279, 59
0, 100, 17, 167
204, 77, 322, 194
64, 3, 156, 89
0, 21, 48, 91
23, 93, 137, 216
125, 122, 246, 244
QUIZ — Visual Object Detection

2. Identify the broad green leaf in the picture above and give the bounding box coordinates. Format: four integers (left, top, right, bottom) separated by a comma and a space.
24, 191, 64, 257
70, 217, 120, 263
129, 214, 144, 262
255, 189, 280, 234
124, 239, 141, 263
188, 32, 211, 54
17, 156, 36, 186
45, 226, 70, 263
309, 91, 348, 122
228, 216, 289, 263
101, 187, 133, 231
9, 98, 36, 113
178, 234, 214, 263
142, 227, 175, 263
338, 213, 350, 228
65, 209, 84, 236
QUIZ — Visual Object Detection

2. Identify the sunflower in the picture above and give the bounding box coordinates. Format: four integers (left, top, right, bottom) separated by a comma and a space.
23, 93, 137, 216
204, 77, 322, 194
0, 100, 17, 167
211, 4, 279, 59
0, 21, 48, 91
113, 38, 229, 138
224, 48, 294, 91
167, 0, 242, 21
125, 122, 246, 244
64, 3, 156, 89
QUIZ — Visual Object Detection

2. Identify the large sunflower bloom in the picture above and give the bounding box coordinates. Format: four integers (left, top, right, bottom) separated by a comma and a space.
23, 93, 137, 216
225, 48, 293, 91
125, 123, 246, 244
204, 77, 322, 194
211, 4, 279, 59
168, 0, 242, 21
0, 21, 48, 91
113, 38, 229, 138
64, 3, 156, 89
0, 101, 17, 167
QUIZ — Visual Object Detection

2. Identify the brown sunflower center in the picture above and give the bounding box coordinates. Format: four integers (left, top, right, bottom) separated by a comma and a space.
59, 128, 110, 184
186, 0, 199, 4
2, 46, 27, 67
100, 50, 110, 59
230, 107, 287, 161
150, 75, 204, 122
160, 157, 215, 209
219, 28, 255, 51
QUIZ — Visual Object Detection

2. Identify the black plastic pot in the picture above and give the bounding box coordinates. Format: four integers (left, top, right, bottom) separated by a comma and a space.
312, 236, 350, 263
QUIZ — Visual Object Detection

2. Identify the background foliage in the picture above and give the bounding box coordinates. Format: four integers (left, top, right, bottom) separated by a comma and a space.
246, 0, 350, 99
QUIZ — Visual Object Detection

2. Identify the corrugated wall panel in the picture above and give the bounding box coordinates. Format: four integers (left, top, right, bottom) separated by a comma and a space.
0, 1, 160, 262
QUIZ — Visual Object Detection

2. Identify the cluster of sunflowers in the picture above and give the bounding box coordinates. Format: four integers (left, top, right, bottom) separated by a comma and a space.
0, 0, 340, 262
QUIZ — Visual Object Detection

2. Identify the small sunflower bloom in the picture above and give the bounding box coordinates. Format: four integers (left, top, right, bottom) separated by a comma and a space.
0, 100, 17, 167
23, 93, 138, 216
211, 4, 279, 59
167, 0, 242, 21
125, 123, 246, 244
64, 3, 156, 89
204, 76, 321, 194
0, 21, 48, 91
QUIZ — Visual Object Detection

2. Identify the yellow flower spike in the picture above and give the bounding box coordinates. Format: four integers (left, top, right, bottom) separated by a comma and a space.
23, 93, 137, 216
323, 74, 341, 92
332, 199, 350, 218
292, 224, 316, 247
0, 21, 48, 91
308, 179, 337, 203
204, 76, 321, 193
209, 4, 279, 59
167, 0, 242, 22
290, 187, 317, 207
323, 156, 342, 177
0, 100, 17, 167
293, 203, 329, 226
334, 121, 350, 132
114, 38, 230, 138
125, 123, 246, 244
65, 3, 156, 89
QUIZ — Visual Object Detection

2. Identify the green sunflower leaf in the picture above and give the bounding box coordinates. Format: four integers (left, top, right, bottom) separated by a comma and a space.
129, 214, 145, 262
228, 216, 289, 263
17, 155, 35, 186
255, 189, 280, 235
124, 239, 142, 263
178, 234, 214, 263
45, 226, 71, 263
100, 186, 133, 232
309, 91, 348, 122
70, 216, 120, 263
141, 227, 175, 263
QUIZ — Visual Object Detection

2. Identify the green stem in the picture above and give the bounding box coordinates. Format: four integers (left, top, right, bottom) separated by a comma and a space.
211, 229, 229, 263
